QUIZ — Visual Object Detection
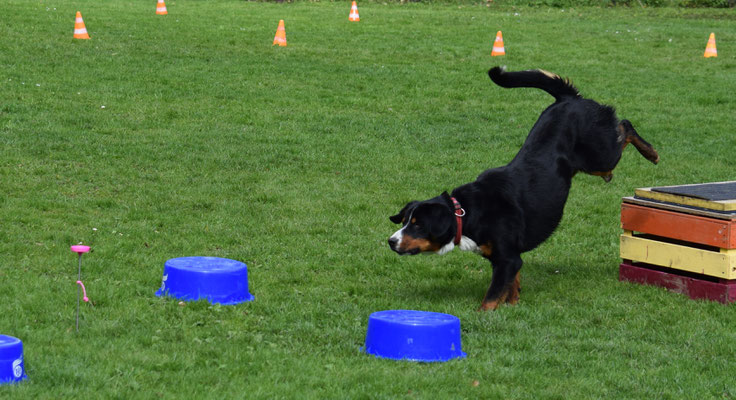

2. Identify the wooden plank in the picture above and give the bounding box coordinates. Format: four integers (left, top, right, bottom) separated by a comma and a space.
623, 197, 736, 221
621, 203, 736, 249
619, 232, 736, 279
635, 187, 736, 211
647, 181, 736, 201
619, 262, 736, 304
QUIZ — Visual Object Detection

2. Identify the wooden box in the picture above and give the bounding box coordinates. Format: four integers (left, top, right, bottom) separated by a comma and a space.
618, 182, 736, 303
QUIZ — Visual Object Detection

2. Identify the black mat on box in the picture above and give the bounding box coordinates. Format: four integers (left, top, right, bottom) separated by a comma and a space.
651, 182, 736, 201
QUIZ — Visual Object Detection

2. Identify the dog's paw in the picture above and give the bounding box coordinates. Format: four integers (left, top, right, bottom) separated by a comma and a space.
478, 300, 500, 311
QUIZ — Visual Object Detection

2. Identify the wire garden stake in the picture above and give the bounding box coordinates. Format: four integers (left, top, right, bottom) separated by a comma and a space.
70, 245, 91, 332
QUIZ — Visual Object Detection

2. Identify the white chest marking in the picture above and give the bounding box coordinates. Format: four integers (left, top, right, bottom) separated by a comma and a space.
435, 236, 480, 255
459, 236, 481, 253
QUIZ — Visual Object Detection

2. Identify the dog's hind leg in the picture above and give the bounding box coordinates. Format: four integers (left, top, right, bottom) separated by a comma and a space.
584, 120, 658, 183
589, 171, 614, 183
618, 120, 660, 164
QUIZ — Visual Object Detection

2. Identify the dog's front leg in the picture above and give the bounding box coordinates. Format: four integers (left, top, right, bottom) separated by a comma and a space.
478, 253, 522, 311
505, 271, 521, 305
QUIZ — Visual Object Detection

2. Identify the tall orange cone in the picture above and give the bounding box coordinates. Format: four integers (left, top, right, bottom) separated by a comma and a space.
273, 20, 287, 47
704, 32, 717, 58
491, 31, 505, 56
349, 1, 360, 22
156, 0, 168, 15
73, 11, 90, 39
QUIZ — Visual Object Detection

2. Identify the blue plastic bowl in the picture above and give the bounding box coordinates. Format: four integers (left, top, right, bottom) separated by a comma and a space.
364, 310, 467, 362
0, 335, 27, 385
155, 257, 254, 305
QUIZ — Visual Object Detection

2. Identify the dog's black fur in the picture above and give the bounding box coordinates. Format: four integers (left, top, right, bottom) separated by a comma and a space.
388, 66, 659, 311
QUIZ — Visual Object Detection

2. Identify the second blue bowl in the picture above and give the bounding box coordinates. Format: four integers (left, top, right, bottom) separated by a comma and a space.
155, 256, 254, 305
364, 310, 467, 362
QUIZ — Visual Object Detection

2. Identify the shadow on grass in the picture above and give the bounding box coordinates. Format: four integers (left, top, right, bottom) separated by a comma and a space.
390, 260, 591, 309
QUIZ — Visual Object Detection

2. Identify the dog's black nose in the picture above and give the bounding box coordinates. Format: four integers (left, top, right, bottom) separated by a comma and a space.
388, 237, 398, 249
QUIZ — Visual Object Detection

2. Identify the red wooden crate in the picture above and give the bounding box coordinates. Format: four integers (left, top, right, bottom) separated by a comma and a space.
619, 261, 736, 304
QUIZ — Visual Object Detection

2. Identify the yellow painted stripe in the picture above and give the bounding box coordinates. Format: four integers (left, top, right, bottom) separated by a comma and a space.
634, 188, 736, 211
620, 232, 736, 279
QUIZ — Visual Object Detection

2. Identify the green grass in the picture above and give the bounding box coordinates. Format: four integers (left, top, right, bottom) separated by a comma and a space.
2, 0, 736, 398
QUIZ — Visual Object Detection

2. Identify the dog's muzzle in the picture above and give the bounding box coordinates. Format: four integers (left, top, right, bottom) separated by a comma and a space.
388, 236, 418, 255
388, 237, 399, 251
388, 237, 408, 254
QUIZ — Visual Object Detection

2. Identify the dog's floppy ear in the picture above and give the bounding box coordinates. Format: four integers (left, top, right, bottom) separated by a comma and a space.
428, 206, 453, 240
389, 201, 418, 224
413, 201, 454, 241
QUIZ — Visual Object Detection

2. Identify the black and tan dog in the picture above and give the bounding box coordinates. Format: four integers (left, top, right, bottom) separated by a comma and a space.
388, 66, 659, 311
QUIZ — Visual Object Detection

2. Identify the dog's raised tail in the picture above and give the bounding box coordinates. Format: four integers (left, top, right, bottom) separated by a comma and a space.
488, 66, 580, 102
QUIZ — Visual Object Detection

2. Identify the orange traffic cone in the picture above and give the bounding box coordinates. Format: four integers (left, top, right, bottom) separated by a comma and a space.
704, 32, 717, 58
73, 11, 90, 39
273, 20, 287, 47
156, 0, 168, 15
349, 1, 360, 22
491, 31, 505, 56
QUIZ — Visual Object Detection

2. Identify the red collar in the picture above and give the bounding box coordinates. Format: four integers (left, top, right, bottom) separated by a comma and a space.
450, 197, 465, 245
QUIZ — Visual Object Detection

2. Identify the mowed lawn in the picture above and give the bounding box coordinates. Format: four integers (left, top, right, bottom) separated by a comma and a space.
1, 0, 735, 398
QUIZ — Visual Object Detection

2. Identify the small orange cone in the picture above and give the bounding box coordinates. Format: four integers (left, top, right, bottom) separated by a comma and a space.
704, 32, 717, 58
349, 1, 360, 22
491, 31, 505, 56
156, 0, 168, 15
73, 11, 90, 39
273, 20, 287, 47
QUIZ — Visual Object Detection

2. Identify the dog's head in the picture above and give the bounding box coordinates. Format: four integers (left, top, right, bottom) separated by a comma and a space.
388, 192, 456, 255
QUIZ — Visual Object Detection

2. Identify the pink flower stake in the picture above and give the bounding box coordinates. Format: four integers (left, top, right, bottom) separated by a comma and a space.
71, 245, 91, 332
76, 281, 89, 302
